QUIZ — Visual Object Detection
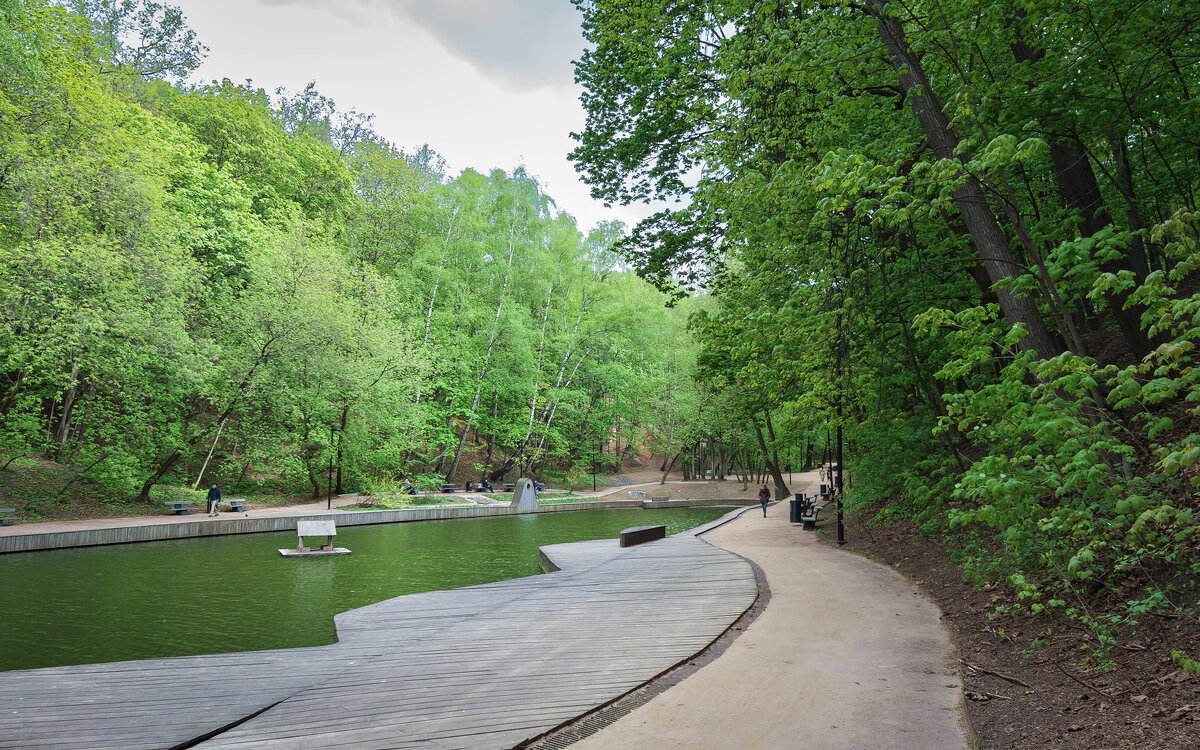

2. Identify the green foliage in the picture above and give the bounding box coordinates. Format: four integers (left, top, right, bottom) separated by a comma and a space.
0, 0, 706, 509
572, 0, 1200, 645
1173, 650, 1200, 677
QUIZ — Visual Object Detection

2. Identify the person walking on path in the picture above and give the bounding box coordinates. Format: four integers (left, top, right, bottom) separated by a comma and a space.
758, 483, 770, 516
206, 483, 222, 516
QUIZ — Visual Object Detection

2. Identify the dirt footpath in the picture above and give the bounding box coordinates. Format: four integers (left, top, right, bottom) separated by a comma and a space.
569, 471, 969, 750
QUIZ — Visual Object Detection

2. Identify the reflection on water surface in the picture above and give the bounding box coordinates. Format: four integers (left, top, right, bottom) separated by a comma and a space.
0, 507, 726, 672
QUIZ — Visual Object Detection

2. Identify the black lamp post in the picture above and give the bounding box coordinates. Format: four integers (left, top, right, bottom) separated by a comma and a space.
835, 315, 846, 546
328, 426, 342, 510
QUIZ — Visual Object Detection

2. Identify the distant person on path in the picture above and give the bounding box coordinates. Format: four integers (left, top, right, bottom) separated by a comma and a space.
206, 483, 221, 516
758, 483, 770, 517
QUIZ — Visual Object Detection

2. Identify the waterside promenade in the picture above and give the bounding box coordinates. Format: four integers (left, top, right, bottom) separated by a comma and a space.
0, 488, 745, 554
0, 510, 759, 749
1, 474, 968, 749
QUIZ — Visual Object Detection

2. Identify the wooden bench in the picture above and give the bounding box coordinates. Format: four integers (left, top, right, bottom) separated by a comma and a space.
162, 500, 195, 516
440, 484, 457, 494
224, 498, 246, 513
620, 525, 666, 548
0, 507, 17, 526
502, 483, 515, 492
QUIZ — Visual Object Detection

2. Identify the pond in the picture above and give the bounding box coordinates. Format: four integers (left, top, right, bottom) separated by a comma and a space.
0, 507, 728, 672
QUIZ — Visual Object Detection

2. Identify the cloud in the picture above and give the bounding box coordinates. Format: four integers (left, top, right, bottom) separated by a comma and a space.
259, 0, 584, 91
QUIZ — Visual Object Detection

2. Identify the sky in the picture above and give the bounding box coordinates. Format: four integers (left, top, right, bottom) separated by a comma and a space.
169, 0, 648, 233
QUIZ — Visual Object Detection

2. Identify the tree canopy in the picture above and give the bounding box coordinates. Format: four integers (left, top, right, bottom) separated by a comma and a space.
572, 0, 1200, 637
0, 0, 719, 507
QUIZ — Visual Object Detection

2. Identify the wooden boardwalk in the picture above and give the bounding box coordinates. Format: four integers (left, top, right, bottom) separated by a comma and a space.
0, 512, 758, 749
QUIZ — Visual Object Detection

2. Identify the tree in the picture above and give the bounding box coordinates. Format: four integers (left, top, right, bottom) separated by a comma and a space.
65, 0, 206, 79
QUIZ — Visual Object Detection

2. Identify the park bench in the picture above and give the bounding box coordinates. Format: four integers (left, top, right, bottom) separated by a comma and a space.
0, 507, 17, 526
620, 524, 666, 547
223, 498, 246, 513
800, 498, 822, 530
502, 482, 515, 492
440, 483, 457, 493
162, 500, 195, 515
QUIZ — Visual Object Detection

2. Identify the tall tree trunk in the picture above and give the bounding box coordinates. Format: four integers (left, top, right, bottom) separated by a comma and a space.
307, 452, 323, 499
511, 345, 598, 478
0, 365, 27, 416
135, 450, 182, 504
1109, 134, 1158, 273
485, 392, 499, 466
764, 411, 785, 486
51, 362, 80, 457
1001, 20, 1150, 356
192, 416, 227, 490
752, 416, 789, 498
1045, 139, 1151, 355
870, 2, 1058, 359
659, 451, 680, 484
335, 404, 348, 494
446, 203, 520, 483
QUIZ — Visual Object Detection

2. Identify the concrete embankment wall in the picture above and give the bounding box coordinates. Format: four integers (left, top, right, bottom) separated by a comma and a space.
0, 499, 755, 554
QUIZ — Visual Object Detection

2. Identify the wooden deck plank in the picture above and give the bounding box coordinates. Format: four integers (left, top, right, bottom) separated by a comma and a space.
1, 512, 758, 750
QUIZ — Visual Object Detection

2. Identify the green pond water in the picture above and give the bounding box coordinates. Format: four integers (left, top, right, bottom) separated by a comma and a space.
0, 507, 728, 673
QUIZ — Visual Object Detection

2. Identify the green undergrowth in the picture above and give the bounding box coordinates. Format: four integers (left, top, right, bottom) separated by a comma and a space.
840, 216, 1200, 650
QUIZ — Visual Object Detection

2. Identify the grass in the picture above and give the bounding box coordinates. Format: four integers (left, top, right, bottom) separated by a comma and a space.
355, 494, 473, 510
539, 493, 616, 505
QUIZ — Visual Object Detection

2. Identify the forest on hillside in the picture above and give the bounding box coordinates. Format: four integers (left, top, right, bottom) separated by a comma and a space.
572, 0, 1200, 653
0, 0, 783, 507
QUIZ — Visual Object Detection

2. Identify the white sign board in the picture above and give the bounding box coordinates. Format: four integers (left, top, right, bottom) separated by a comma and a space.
297, 519, 336, 537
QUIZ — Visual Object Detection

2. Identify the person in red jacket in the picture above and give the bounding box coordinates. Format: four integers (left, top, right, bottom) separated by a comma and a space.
758, 483, 770, 517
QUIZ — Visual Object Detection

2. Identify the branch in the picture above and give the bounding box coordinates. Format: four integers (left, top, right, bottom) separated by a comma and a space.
960, 658, 1032, 689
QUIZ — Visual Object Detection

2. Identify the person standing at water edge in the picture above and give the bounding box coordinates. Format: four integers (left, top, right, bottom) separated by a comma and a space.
758, 483, 770, 516
207, 483, 221, 516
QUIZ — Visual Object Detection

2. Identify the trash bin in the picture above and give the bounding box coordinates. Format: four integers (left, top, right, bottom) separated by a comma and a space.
790, 493, 803, 523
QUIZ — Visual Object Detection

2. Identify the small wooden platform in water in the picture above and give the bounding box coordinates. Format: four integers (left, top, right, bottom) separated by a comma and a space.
278, 546, 351, 556
0, 511, 757, 750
